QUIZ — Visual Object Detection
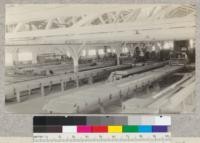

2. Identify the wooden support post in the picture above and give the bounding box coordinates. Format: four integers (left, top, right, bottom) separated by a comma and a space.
28, 87, 31, 97
61, 80, 64, 92
88, 76, 93, 85
49, 81, 53, 91
40, 83, 45, 96
76, 74, 79, 88
16, 90, 20, 103
32, 51, 37, 64
117, 54, 120, 65
28, 90, 31, 96
146, 85, 150, 95
112, 44, 122, 65
74, 60, 79, 88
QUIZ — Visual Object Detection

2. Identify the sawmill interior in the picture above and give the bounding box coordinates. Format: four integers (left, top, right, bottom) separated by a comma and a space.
4, 4, 196, 114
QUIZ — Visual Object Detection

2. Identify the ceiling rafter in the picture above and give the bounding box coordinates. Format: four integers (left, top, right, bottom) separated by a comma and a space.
5, 5, 195, 46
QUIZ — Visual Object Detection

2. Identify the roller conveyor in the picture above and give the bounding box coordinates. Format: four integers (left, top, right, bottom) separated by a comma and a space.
43, 65, 184, 113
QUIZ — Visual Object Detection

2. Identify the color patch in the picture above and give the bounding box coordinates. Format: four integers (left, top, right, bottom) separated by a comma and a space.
62, 126, 77, 133
123, 125, 138, 132
92, 126, 108, 133
77, 126, 91, 133
108, 126, 122, 133
152, 126, 168, 132
47, 126, 62, 133
138, 126, 152, 132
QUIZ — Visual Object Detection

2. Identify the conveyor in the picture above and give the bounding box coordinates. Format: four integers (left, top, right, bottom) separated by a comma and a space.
5, 64, 131, 101
43, 65, 184, 113
6, 60, 115, 83
159, 77, 195, 113
5, 62, 166, 102
108, 62, 166, 81
122, 73, 195, 113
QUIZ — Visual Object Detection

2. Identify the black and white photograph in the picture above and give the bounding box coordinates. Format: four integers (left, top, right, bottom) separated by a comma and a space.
4, 4, 196, 114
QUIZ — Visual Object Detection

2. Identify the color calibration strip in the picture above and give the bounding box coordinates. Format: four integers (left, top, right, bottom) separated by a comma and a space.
34, 116, 171, 126
62, 125, 168, 133
33, 116, 171, 133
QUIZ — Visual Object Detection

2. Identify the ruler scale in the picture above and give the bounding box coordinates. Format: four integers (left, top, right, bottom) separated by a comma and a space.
34, 133, 171, 142
33, 116, 171, 143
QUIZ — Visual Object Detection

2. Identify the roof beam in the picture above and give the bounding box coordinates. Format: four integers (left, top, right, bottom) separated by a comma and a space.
6, 17, 194, 40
